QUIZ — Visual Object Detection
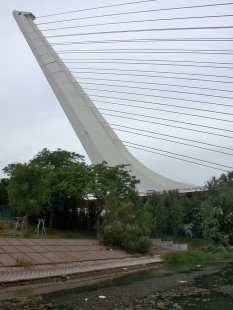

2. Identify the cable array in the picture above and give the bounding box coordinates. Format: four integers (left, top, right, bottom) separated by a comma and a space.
74, 75, 233, 95
123, 143, 230, 172
37, 0, 158, 18
84, 91, 233, 117
100, 112, 233, 138
63, 59, 233, 71
36, 2, 233, 24
119, 140, 233, 170
108, 124, 233, 152
109, 126, 233, 156
39, 14, 233, 32
45, 26, 233, 39
70, 68, 233, 84
36, 0, 233, 179
93, 107, 233, 134
88, 97, 233, 121
50, 38, 233, 45
80, 81, 233, 103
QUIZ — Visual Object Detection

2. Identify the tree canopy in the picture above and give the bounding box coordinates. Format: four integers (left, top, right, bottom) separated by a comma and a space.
2, 149, 139, 231
2, 148, 233, 249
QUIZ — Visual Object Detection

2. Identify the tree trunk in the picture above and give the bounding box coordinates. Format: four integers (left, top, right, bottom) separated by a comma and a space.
21, 214, 28, 237
48, 214, 53, 228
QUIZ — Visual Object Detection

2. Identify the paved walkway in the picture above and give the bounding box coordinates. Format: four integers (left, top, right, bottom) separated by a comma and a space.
0, 238, 130, 267
0, 238, 163, 283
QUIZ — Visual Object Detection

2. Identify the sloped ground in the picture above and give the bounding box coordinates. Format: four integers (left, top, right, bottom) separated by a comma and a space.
0, 238, 130, 267
0, 238, 162, 283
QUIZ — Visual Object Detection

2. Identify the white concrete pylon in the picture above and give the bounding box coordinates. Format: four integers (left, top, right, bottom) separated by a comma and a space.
13, 10, 195, 193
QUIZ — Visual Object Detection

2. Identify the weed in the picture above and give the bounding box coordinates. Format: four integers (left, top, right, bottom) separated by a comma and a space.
16, 256, 34, 268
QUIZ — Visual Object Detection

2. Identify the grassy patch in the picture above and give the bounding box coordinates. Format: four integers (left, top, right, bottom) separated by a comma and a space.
162, 248, 233, 264
0, 220, 96, 239
162, 250, 209, 263
159, 235, 233, 265
44, 228, 96, 239
0, 220, 15, 237
163, 235, 218, 249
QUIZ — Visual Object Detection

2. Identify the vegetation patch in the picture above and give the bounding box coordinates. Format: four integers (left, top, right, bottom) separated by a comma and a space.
100, 199, 153, 253
0, 149, 233, 256
162, 247, 233, 264
16, 256, 34, 268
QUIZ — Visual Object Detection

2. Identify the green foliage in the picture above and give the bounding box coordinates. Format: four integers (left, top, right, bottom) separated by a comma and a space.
162, 250, 210, 263
6, 163, 50, 217
3, 147, 233, 253
88, 162, 139, 200
162, 248, 233, 263
31, 148, 85, 169
2, 149, 140, 236
58, 163, 90, 199
101, 220, 152, 253
191, 171, 233, 244
144, 172, 233, 246
197, 200, 221, 240
0, 178, 9, 206
164, 235, 218, 249
144, 190, 185, 236
29, 149, 91, 228
198, 244, 227, 254
100, 198, 152, 253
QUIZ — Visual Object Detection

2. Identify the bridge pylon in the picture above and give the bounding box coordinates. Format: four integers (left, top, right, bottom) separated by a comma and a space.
13, 10, 195, 193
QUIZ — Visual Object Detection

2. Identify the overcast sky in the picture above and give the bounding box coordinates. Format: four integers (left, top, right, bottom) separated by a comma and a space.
1, 0, 232, 186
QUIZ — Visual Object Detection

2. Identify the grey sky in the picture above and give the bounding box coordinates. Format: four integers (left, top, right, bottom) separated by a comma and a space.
1, 0, 232, 186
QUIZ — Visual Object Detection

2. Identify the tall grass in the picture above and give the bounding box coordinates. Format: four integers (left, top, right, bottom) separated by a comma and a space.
162, 247, 233, 263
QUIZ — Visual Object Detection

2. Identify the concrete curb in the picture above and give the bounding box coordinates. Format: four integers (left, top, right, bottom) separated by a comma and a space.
0, 256, 163, 283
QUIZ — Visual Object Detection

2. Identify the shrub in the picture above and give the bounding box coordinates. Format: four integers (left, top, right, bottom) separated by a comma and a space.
101, 220, 152, 253
136, 236, 153, 254
162, 250, 210, 263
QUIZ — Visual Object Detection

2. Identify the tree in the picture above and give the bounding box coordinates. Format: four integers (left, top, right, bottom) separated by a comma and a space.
144, 190, 185, 236
30, 148, 88, 228
100, 198, 153, 253
31, 148, 85, 169
2, 149, 142, 237
57, 163, 92, 230
144, 192, 167, 236
198, 200, 221, 240
6, 163, 50, 234
165, 190, 185, 236
0, 178, 9, 206
0, 178, 10, 219
88, 162, 139, 200
204, 172, 233, 244
89, 164, 153, 253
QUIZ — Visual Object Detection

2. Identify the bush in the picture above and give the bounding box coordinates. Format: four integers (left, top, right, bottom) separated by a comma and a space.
101, 220, 152, 253
136, 237, 153, 254
101, 221, 125, 248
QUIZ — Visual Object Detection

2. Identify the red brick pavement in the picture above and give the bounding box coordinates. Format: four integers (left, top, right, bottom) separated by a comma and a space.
0, 238, 163, 283
0, 238, 130, 267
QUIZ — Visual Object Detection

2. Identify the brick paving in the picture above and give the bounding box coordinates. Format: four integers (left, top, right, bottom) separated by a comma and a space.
0, 238, 128, 267
0, 238, 163, 283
